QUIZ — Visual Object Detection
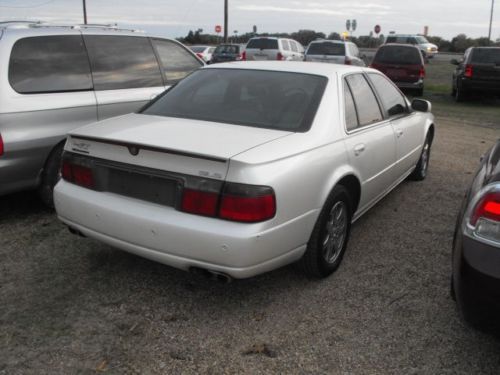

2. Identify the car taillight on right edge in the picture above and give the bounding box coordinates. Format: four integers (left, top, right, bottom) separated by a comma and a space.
0, 133, 4, 156
419, 66, 426, 79
240, 51, 246, 61
344, 57, 352, 65
469, 191, 500, 243
277, 52, 284, 61
464, 64, 473, 78
61, 159, 95, 189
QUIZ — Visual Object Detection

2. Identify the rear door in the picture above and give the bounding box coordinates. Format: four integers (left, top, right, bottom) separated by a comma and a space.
245, 38, 279, 60
342, 73, 397, 212
367, 73, 423, 177
306, 42, 345, 64
83, 34, 166, 120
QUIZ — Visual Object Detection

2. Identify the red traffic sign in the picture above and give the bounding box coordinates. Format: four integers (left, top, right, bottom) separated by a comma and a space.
215, 25, 222, 33
374, 24, 381, 34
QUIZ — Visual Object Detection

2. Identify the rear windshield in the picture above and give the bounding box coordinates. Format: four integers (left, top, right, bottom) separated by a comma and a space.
246, 39, 279, 50
142, 68, 327, 132
190, 46, 206, 53
471, 48, 500, 64
214, 45, 240, 54
373, 46, 422, 65
307, 42, 345, 56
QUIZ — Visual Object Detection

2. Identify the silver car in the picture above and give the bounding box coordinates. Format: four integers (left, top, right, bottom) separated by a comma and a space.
245, 37, 304, 61
54, 62, 435, 280
305, 40, 365, 66
0, 21, 203, 205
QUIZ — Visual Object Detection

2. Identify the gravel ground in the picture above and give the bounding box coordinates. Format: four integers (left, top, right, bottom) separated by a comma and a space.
1, 112, 500, 374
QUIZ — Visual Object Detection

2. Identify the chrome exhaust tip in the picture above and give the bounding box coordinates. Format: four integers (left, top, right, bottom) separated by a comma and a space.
189, 267, 233, 283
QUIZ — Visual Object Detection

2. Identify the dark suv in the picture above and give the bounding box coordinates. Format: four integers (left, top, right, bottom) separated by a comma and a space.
210, 44, 245, 63
370, 44, 425, 96
451, 47, 500, 101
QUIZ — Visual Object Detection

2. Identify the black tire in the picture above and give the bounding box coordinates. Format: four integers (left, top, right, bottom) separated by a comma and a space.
38, 143, 64, 208
455, 82, 466, 102
415, 87, 424, 97
409, 134, 431, 181
298, 185, 352, 278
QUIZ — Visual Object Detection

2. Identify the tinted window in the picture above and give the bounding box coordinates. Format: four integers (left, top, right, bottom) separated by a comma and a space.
373, 46, 422, 65
344, 83, 358, 131
281, 40, 290, 51
290, 41, 299, 52
307, 42, 345, 56
345, 74, 382, 127
471, 48, 500, 64
143, 69, 327, 132
9, 35, 92, 94
368, 74, 408, 117
84, 36, 162, 90
247, 39, 279, 49
386, 36, 397, 43
214, 45, 240, 54
152, 39, 203, 83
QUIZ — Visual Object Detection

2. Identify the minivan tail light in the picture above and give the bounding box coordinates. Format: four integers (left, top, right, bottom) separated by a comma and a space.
277, 52, 284, 61
419, 66, 426, 78
345, 57, 352, 65
465, 64, 473, 78
61, 160, 95, 189
181, 189, 218, 217
241, 51, 246, 60
219, 183, 276, 223
0, 134, 3, 156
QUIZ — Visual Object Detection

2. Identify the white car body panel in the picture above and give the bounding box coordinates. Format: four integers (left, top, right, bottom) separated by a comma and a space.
55, 61, 434, 278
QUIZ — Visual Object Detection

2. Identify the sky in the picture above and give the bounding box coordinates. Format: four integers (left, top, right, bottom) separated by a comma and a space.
0, 0, 499, 40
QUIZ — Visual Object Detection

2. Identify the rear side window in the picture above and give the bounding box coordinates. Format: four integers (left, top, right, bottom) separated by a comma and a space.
307, 42, 345, 56
471, 48, 500, 64
373, 46, 422, 65
281, 40, 290, 51
84, 35, 163, 90
344, 83, 358, 131
151, 39, 203, 84
368, 74, 408, 117
345, 74, 382, 127
246, 39, 279, 49
290, 41, 299, 52
9, 35, 92, 94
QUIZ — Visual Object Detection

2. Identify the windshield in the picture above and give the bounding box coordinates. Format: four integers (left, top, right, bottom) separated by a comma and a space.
142, 69, 327, 132
307, 42, 345, 56
190, 46, 207, 53
471, 48, 500, 64
214, 45, 240, 54
374, 46, 422, 65
415, 36, 429, 44
246, 38, 279, 50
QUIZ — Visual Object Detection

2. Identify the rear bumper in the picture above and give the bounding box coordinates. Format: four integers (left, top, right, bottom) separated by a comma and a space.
461, 78, 500, 93
395, 79, 424, 89
54, 180, 316, 278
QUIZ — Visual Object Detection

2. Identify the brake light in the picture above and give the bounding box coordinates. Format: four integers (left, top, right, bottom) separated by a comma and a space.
0, 134, 3, 156
61, 160, 95, 189
465, 64, 473, 78
345, 57, 352, 65
471, 192, 500, 226
196, 53, 203, 59
181, 189, 218, 217
219, 183, 276, 223
241, 51, 246, 60
419, 66, 426, 78
277, 52, 284, 61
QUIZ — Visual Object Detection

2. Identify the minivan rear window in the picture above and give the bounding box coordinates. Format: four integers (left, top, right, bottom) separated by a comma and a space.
471, 48, 500, 64
246, 39, 279, 50
142, 68, 327, 132
9, 35, 93, 94
373, 46, 422, 65
307, 42, 345, 56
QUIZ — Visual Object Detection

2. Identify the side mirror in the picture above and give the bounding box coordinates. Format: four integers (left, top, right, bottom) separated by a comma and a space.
450, 59, 460, 65
411, 99, 432, 113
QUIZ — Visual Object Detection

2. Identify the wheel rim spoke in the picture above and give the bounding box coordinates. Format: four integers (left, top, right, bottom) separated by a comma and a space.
322, 201, 348, 263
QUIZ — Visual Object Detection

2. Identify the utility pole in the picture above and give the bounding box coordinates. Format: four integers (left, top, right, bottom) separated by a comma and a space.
82, 0, 88, 24
488, 0, 495, 43
224, 0, 228, 43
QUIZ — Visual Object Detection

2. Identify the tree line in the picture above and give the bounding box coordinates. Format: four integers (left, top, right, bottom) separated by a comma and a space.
178, 29, 500, 53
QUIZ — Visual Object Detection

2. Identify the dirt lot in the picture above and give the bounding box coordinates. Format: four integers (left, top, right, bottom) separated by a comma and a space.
1, 61, 500, 374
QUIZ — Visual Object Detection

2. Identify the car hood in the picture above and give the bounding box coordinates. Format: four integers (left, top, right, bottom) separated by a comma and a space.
69, 113, 293, 160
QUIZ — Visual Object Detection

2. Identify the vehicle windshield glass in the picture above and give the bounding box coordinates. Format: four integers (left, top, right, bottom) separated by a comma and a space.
215, 45, 240, 54
190, 46, 206, 53
415, 36, 429, 44
471, 48, 500, 64
374, 46, 421, 65
246, 39, 279, 49
142, 68, 327, 132
307, 42, 345, 56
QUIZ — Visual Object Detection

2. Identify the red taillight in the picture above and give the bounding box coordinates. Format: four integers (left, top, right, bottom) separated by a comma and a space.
344, 57, 352, 65
465, 64, 473, 78
419, 66, 426, 78
181, 189, 218, 217
0, 134, 3, 156
219, 183, 276, 223
277, 52, 284, 61
241, 51, 246, 60
470, 192, 500, 225
61, 160, 95, 189
196, 53, 203, 59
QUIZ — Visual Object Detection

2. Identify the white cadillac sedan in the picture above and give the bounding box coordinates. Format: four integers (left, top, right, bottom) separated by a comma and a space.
54, 62, 435, 280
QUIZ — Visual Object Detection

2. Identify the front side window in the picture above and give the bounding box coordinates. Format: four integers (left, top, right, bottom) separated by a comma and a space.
84, 35, 163, 90
9, 35, 92, 94
368, 74, 408, 117
345, 74, 382, 127
142, 69, 328, 132
152, 39, 203, 83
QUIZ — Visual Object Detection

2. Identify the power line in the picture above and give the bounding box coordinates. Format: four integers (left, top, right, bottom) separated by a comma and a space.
0, 0, 56, 8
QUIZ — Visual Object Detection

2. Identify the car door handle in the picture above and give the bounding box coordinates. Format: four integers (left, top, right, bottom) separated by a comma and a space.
396, 129, 404, 138
354, 144, 365, 156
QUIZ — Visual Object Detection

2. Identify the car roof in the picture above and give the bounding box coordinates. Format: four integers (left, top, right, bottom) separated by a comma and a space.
310, 40, 346, 44
204, 61, 368, 78
380, 43, 420, 49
